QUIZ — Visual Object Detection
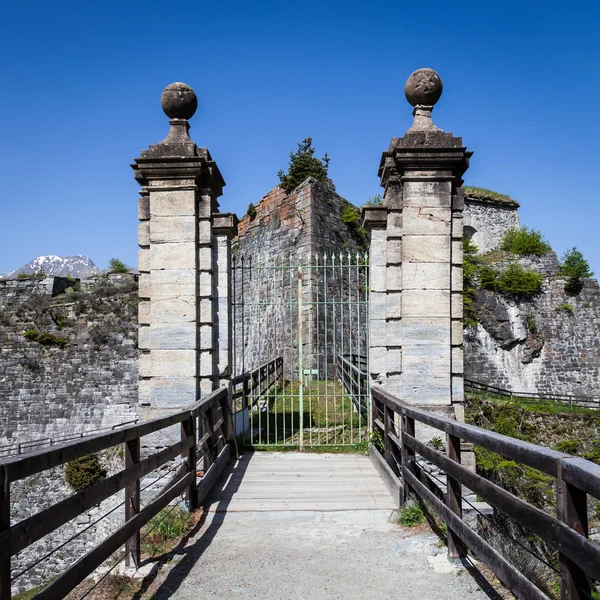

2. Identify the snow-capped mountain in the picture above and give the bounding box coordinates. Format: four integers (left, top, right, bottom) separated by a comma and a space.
0, 255, 101, 280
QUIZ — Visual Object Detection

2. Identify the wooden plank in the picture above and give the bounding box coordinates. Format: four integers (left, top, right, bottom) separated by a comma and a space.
403, 467, 551, 600
560, 457, 600, 499
125, 437, 140, 568
368, 446, 401, 507
6, 436, 194, 556
182, 416, 197, 510
33, 471, 193, 600
404, 433, 600, 581
0, 468, 10, 600
558, 463, 591, 600
447, 433, 463, 559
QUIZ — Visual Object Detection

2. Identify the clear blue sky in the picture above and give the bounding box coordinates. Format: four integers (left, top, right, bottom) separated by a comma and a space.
1, 1, 598, 275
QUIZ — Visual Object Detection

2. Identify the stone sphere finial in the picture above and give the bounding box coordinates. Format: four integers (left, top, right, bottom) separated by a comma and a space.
404, 68, 443, 107
161, 82, 198, 119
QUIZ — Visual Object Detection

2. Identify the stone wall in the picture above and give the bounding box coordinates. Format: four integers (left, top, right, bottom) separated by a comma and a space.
463, 193, 520, 253
0, 278, 139, 448
464, 252, 600, 396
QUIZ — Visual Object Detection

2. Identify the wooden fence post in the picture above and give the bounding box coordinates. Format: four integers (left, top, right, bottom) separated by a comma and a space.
557, 460, 591, 600
401, 412, 415, 505
446, 434, 464, 559
0, 466, 10, 600
182, 414, 197, 510
125, 437, 140, 568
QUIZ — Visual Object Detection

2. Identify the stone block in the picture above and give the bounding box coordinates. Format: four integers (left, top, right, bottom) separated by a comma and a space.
451, 320, 463, 345
451, 293, 463, 319
386, 238, 402, 264
402, 263, 449, 290
139, 352, 152, 377
402, 372, 451, 405
370, 265, 387, 292
386, 292, 402, 320
138, 195, 150, 220
402, 317, 450, 348
138, 274, 151, 299
150, 217, 196, 244
452, 214, 463, 239
199, 219, 212, 244
199, 351, 214, 376
451, 266, 463, 291
403, 181, 452, 208
452, 346, 464, 374
138, 378, 151, 404
150, 242, 196, 270
402, 207, 451, 236
200, 299, 213, 323
402, 290, 449, 317
452, 240, 463, 265
138, 248, 150, 272
138, 221, 150, 246
452, 375, 464, 401
150, 190, 196, 217
199, 272, 213, 297
387, 211, 403, 235
403, 235, 450, 263
139, 323, 197, 350
387, 265, 402, 291
151, 296, 197, 323
151, 269, 196, 297
198, 197, 212, 218
369, 292, 387, 317
198, 246, 213, 270
199, 325, 213, 349
369, 346, 387, 375
151, 350, 196, 378
369, 319, 387, 344
139, 300, 150, 325
386, 320, 402, 346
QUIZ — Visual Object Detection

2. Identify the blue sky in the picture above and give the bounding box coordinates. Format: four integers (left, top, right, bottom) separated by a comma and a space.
1, 1, 599, 275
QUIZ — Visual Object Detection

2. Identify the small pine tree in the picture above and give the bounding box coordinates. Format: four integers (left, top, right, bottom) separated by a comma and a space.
560, 247, 594, 295
277, 137, 330, 194
108, 258, 130, 274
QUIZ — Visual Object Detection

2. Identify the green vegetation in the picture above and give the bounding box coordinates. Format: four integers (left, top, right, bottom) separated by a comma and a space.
23, 329, 68, 347
555, 303, 574, 314
141, 506, 193, 557
246, 202, 257, 220
17, 271, 45, 280
64, 454, 107, 491
364, 193, 383, 206
500, 227, 552, 255
462, 238, 481, 327
463, 186, 515, 203
340, 204, 360, 227
429, 436, 443, 451
484, 262, 544, 298
554, 440, 580, 454
108, 257, 130, 274
277, 137, 330, 193
560, 247, 594, 295
398, 500, 426, 527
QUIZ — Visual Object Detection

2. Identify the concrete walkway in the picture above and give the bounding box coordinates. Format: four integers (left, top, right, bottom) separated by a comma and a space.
150, 452, 490, 600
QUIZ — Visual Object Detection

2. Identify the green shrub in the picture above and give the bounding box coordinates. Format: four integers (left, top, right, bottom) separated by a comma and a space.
23, 329, 68, 347
17, 271, 45, 280
496, 263, 544, 297
555, 303, 574, 314
560, 247, 594, 295
141, 506, 193, 556
479, 266, 499, 290
462, 239, 482, 327
65, 454, 107, 491
429, 436, 444, 451
398, 500, 426, 527
246, 202, 257, 220
340, 204, 360, 227
500, 227, 551, 255
277, 137, 329, 193
108, 258, 130, 274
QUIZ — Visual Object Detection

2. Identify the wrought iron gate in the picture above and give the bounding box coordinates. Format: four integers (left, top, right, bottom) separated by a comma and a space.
232, 252, 369, 448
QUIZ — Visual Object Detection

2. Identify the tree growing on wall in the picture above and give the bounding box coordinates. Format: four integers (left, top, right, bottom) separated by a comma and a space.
108, 258, 130, 274
277, 137, 330, 193
560, 247, 594, 295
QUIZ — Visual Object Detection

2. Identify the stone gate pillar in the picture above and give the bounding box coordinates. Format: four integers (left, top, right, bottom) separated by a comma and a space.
364, 69, 471, 419
133, 83, 225, 411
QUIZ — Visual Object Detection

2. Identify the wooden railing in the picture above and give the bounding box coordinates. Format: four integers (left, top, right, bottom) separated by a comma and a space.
336, 354, 368, 416
370, 385, 600, 600
231, 357, 283, 413
465, 379, 600, 409
0, 386, 232, 600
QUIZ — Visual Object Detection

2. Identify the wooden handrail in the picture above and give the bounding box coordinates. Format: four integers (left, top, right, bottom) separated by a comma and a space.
370, 385, 600, 600
231, 357, 283, 412
336, 354, 368, 416
0, 385, 232, 600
